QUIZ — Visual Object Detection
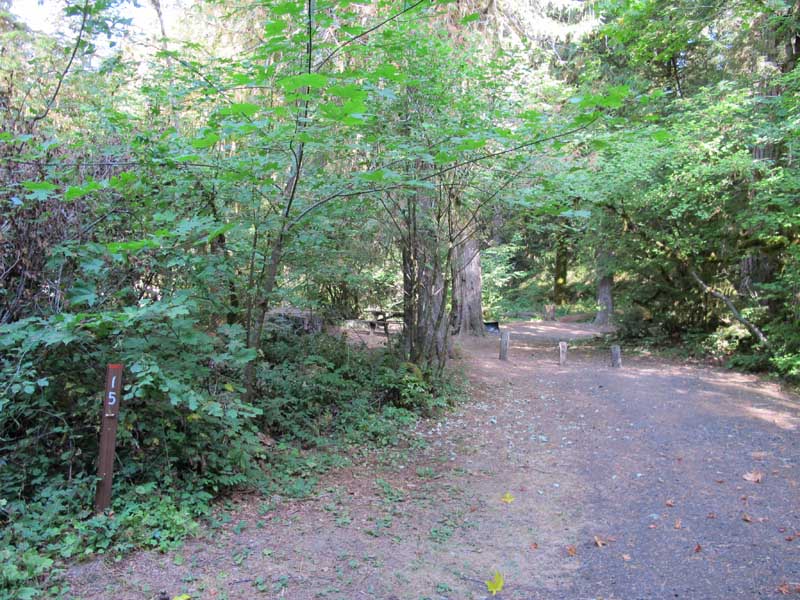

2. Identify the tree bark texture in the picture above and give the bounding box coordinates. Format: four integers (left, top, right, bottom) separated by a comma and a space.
451, 237, 485, 336
401, 190, 451, 373
594, 248, 614, 326
553, 234, 568, 305
594, 273, 613, 326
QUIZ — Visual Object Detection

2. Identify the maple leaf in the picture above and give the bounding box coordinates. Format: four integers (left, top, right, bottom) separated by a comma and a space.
694, 543, 702, 553
622, 553, 632, 561
777, 582, 790, 595
501, 492, 515, 504
743, 471, 764, 483
485, 570, 504, 596
566, 545, 577, 557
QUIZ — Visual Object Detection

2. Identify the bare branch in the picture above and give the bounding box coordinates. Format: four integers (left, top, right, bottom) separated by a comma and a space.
314, 0, 429, 71
688, 268, 771, 350
31, 1, 90, 124
287, 120, 598, 230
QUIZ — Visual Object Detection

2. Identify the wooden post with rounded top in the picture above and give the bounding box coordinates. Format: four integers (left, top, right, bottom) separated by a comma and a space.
558, 341, 568, 366
95, 364, 123, 513
611, 345, 622, 368
499, 331, 510, 361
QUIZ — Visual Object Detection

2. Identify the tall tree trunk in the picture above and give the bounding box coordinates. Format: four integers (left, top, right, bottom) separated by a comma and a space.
594, 250, 613, 326
414, 254, 449, 368
451, 237, 484, 336
553, 234, 568, 305
594, 273, 613, 326
402, 244, 415, 359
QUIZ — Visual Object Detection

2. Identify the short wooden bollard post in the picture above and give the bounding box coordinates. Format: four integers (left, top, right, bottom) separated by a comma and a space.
499, 331, 510, 361
558, 341, 568, 366
611, 345, 622, 368
95, 364, 123, 513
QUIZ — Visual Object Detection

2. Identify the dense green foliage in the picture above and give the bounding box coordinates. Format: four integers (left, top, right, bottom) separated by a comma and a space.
486, 0, 800, 375
1, 0, 798, 596
1, 320, 450, 597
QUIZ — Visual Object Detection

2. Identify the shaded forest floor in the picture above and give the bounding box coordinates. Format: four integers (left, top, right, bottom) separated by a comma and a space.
66, 322, 800, 599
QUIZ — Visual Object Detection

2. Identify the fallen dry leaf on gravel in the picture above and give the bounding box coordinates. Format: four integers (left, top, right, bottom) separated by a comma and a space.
694, 543, 702, 553
776, 582, 800, 595
674, 519, 682, 529
566, 545, 577, 557
593, 535, 607, 548
743, 471, 764, 483
742, 514, 753, 523
665, 499, 675, 507
622, 554, 632, 561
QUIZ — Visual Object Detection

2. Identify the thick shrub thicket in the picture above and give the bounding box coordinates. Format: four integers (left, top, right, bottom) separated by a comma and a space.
0, 312, 449, 598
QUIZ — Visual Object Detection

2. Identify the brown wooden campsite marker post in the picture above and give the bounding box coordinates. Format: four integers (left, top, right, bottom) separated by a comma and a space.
499, 331, 510, 361
95, 364, 123, 513
558, 341, 568, 366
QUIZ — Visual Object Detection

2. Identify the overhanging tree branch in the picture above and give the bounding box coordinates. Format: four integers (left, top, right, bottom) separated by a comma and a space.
688, 268, 771, 350
288, 118, 599, 230
602, 200, 772, 352
314, 0, 429, 71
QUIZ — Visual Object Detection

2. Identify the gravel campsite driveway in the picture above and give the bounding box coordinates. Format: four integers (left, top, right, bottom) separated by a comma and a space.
66, 322, 800, 599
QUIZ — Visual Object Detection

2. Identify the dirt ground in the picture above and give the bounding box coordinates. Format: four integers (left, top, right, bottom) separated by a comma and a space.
65, 322, 800, 599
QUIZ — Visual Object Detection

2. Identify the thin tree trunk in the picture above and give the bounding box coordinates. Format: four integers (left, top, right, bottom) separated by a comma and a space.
553, 234, 568, 305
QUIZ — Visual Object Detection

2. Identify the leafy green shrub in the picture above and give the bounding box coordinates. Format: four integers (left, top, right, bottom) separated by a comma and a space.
254, 332, 450, 446
616, 305, 655, 339
0, 299, 265, 597
1, 311, 459, 598
0, 476, 205, 599
701, 322, 750, 359
0, 301, 266, 499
